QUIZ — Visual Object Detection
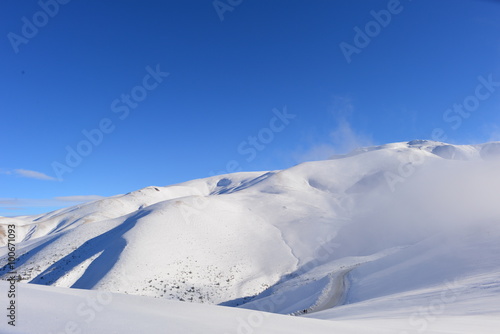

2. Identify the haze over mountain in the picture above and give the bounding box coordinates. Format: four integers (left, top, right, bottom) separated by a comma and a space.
1, 140, 500, 333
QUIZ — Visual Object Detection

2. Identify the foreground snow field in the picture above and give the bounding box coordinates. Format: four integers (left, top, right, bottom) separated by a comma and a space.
0, 280, 499, 334
1, 140, 500, 333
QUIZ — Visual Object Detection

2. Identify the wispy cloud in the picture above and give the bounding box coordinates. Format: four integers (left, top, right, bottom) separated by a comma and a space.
293, 96, 373, 162
0, 169, 12, 175
328, 96, 373, 152
13, 169, 57, 181
0, 198, 20, 206
295, 144, 338, 162
329, 117, 373, 154
55, 195, 104, 202
473, 123, 500, 144
487, 125, 500, 142
0, 195, 104, 209
1, 168, 57, 181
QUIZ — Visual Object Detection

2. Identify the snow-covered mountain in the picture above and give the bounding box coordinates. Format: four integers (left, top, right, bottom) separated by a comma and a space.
1, 140, 500, 333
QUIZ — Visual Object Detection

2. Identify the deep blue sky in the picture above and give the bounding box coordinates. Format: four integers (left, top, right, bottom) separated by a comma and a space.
1, 0, 500, 216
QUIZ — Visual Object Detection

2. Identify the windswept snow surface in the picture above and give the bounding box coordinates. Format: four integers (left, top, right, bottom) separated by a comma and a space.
1, 280, 498, 334
1, 140, 500, 332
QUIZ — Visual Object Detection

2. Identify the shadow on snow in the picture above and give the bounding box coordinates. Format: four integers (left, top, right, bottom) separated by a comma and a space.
29, 210, 150, 289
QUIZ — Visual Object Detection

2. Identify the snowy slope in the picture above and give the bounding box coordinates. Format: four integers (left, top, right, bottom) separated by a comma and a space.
1, 140, 500, 332
0, 280, 498, 334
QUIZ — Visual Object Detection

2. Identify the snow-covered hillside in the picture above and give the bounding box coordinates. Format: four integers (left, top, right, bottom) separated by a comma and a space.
1, 140, 500, 333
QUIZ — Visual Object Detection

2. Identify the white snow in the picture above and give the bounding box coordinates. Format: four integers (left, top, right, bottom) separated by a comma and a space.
0, 280, 498, 334
1, 140, 499, 333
